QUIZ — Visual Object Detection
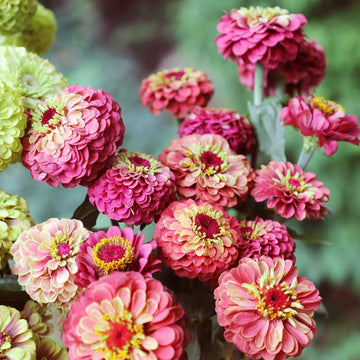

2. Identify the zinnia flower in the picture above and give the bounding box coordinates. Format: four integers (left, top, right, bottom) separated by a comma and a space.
154, 199, 241, 283
178, 106, 257, 156
62, 271, 190, 360
214, 256, 321, 360
35, 338, 69, 360
251, 161, 329, 221
21, 84, 125, 188
0, 305, 36, 360
281, 96, 360, 155
88, 150, 176, 225
10, 218, 90, 308
239, 217, 296, 262
140, 67, 214, 119
75, 226, 162, 288
159, 134, 254, 207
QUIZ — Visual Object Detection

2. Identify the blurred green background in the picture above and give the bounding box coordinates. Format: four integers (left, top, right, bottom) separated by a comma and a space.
0, 0, 359, 358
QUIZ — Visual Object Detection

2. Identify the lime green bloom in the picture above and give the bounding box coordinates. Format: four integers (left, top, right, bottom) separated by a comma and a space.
35, 338, 69, 360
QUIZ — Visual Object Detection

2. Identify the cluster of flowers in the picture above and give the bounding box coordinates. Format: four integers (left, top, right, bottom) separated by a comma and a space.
0, 3, 359, 360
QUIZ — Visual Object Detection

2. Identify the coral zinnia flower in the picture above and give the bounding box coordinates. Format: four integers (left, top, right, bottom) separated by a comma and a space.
10, 218, 90, 308
75, 226, 162, 288
251, 161, 329, 221
62, 271, 190, 360
281, 96, 360, 155
215, 256, 321, 360
159, 134, 253, 207
140, 67, 214, 119
154, 199, 241, 283
21, 84, 125, 188
88, 150, 176, 225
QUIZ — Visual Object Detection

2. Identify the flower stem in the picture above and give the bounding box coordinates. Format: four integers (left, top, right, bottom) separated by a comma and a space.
297, 147, 315, 170
253, 63, 265, 107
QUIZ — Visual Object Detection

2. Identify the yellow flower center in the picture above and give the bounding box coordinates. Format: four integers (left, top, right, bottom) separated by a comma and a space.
50, 229, 75, 260
0, 331, 12, 356
275, 169, 314, 198
238, 6, 289, 26
311, 97, 345, 116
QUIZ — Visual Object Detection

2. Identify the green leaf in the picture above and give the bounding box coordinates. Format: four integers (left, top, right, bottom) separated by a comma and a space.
0, 276, 30, 310
72, 194, 99, 230
288, 228, 330, 245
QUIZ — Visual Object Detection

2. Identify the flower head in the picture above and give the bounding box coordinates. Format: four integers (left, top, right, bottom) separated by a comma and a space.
35, 338, 69, 360
251, 161, 329, 221
62, 271, 190, 360
88, 150, 176, 225
10, 218, 90, 308
159, 134, 254, 207
140, 67, 214, 119
214, 256, 321, 360
154, 199, 241, 283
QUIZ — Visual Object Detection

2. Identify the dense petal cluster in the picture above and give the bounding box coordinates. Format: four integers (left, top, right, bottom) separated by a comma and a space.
75, 226, 162, 288
88, 150, 176, 225
215, 256, 321, 360
62, 271, 190, 360
251, 161, 329, 221
178, 106, 257, 156
239, 217, 296, 262
159, 134, 254, 207
35, 338, 69, 360
281, 96, 360, 155
22, 84, 125, 187
154, 199, 241, 283
11, 218, 90, 308
140, 67, 214, 118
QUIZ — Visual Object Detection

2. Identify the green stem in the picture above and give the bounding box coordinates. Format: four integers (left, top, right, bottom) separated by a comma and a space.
297, 147, 315, 170
253, 63, 265, 107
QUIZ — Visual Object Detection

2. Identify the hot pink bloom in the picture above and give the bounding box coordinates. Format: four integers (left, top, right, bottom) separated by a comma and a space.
239, 217, 296, 262
154, 199, 241, 283
10, 218, 90, 308
21, 84, 125, 188
214, 256, 321, 360
178, 106, 257, 156
140, 67, 214, 119
88, 150, 176, 225
281, 96, 360, 155
62, 271, 190, 360
251, 161, 329, 221
216, 7, 307, 69
75, 226, 162, 288
159, 134, 254, 208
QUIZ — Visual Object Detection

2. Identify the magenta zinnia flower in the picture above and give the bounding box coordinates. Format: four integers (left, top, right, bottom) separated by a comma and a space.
239, 217, 296, 262
75, 226, 162, 288
62, 271, 190, 360
140, 67, 214, 119
281, 96, 360, 155
11, 218, 90, 308
21, 84, 125, 188
154, 199, 241, 283
88, 150, 176, 225
215, 256, 321, 360
251, 161, 329, 221
159, 134, 254, 207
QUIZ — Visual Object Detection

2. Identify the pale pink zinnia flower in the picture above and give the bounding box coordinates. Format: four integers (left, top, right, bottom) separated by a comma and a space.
21, 84, 125, 188
88, 150, 176, 225
251, 161, 329, 221
215, 256, 321, 360
239, 217, 296, 262
140, 67, 214, 119
281, 96, 360, 155
154, 199, 241, 283
159, 134, 254, 207
10, 218, 90, 308
62, 271, 190, 360
75, 226, 162, 288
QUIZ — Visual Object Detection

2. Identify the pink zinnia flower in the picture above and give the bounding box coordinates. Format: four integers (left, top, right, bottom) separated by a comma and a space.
281, 96, 360, 155
21, 84, 125, 188
159, 134, 254, 207
216, 7, 307, 69
154, 199, 241, 283
239, 217, 296, 262
10, 218, 90, 308
88, 150, 176, 225
251, 161, 329, 221
178, 106, 257, 156
75, 226, 162, 288
214, 256, 321, 360
62, 271, 190, 360
140, 67, 214, 119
